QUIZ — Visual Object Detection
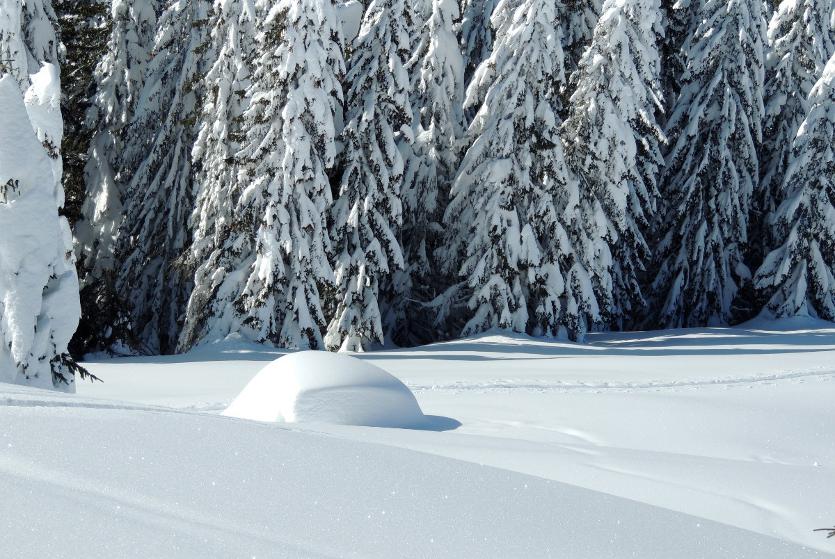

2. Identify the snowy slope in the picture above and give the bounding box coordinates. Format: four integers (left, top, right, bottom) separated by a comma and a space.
0, 383, 823, 558
75, 319, 835, 555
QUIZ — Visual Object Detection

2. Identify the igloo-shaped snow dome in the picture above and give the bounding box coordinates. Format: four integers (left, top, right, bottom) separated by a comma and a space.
222, 351, 426, 428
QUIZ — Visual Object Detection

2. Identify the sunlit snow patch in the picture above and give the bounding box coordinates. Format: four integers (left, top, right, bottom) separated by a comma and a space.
223, 351, 427, 428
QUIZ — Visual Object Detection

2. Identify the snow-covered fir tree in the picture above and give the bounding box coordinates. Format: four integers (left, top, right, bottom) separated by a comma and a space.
0, 0, 83, 389
72, 0, 158, 353
754, 52, 835, 319
458, 0, 499, 84
178, 0, 256, 349
326, 0, 414, 352
391, 0, 465, 345
651, 0, 766, 328
445, 0, 600, 341
0, 0, 59, 84
0, 74, 81, 390
561, 0, 603, 73
562, 0, 665, 329
114, 0, 210, 353
759, 0, 835, 237
53, 0, 109, 227
181, 0, 345, 351
457, 0, 511, 113
75, 0, 157, 279
659, 0, 694, 114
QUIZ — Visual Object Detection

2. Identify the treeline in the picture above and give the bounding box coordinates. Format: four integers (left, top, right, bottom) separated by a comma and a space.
6, 0, 835, 369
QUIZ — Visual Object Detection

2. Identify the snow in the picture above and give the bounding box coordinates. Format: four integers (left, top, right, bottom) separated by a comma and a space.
2, 380, 820, 558
23, 63, 63, 163
67, 320, 835, 555
223, 350, 427, 428
337, 0, 363, 41
328, 0, 412, 351
0, 73, 79, 389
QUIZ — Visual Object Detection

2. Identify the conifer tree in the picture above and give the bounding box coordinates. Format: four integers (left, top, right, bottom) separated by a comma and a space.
759, 0, 835, 231
72, 0, 158, 354
53, 0, 109, 227
458, 0, 499, 84
754, 53, 835, 319
178, 0, 256, 349
445, 0, 600, 341
0, 74, 82, 390
181, 0, 345, 350
75, 0, 158, 282
561, 0, 603, 73
392, 0, 465, 345
0, 0, 83, 389
651, 0, 766, 328
563, 0, 665, 329
326, 0, 414, 351
659, 0, 694, 114
114, 0, 210, 353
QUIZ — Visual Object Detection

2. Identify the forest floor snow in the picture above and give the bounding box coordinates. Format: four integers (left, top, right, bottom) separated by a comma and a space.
1, 318, 833, 556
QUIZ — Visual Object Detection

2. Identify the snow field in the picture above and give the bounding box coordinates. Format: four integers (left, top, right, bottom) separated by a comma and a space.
0, 390, 820, 558
77, 320, 835, 555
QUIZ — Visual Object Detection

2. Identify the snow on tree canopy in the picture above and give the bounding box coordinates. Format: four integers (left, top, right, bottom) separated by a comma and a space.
754, 51, 835, 320
0, 73, 79, 390
563, 0, 665, 330
757, 0, 835, 262
181, 0, 345, 352
326, 0, 413, 352
337, 0, 363, 40
71, 0, 159, 353
458, 0, 500, 84
651, 0, 766, 328
562, 0, 603, 76
115, 0, 209, 354
445, 0, 600, 341
392, 0, 465, 346
222, 351, 426, 427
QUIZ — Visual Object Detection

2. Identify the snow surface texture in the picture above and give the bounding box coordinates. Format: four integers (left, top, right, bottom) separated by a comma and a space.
1, 381, 817, 559
223, 351, 427, 428
78, 320, 835, 556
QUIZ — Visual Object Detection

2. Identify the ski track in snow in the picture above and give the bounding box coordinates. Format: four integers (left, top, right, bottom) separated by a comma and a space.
72, 365, 835, 414
7, 366, 833, 414
408, 366, 835, 393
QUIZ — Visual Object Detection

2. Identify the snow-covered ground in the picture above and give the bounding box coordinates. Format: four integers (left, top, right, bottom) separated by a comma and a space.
2, 318, 834, 556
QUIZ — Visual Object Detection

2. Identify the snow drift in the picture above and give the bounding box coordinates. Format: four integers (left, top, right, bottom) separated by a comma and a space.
223, 351, 427, 427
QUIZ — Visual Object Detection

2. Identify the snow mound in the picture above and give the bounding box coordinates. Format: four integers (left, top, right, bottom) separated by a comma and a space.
223, 351, 426, 427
